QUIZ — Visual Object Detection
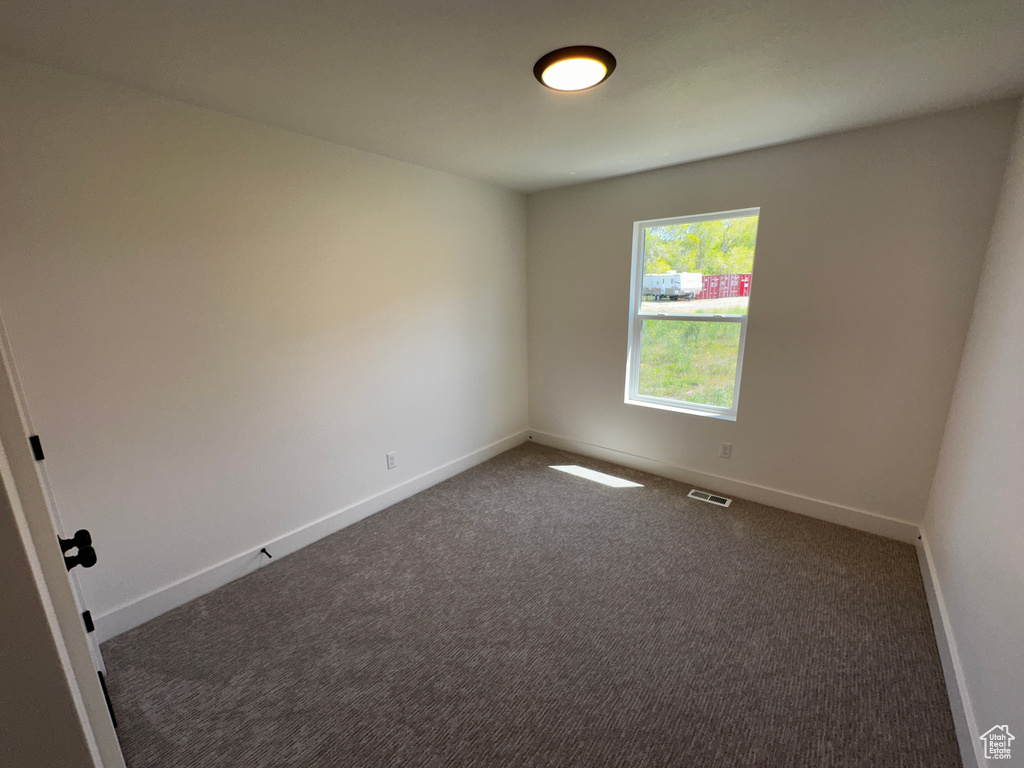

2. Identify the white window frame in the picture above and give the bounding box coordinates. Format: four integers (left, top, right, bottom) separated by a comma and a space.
624, 207, 759, 422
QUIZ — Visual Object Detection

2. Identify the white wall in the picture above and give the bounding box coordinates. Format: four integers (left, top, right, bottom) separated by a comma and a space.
527, 102, 1017, 527
0, 59, 528, 629
921, 99, 1024, 765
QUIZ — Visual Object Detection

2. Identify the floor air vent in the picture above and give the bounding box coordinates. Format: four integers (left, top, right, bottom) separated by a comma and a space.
688, 489, 732, 507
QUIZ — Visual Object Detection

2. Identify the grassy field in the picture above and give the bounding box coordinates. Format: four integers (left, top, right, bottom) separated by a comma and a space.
638, 319, 740, 407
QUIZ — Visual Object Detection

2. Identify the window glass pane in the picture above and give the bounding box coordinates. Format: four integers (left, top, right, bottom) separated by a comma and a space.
638, 319, 741, 407
640, 214, 758, 316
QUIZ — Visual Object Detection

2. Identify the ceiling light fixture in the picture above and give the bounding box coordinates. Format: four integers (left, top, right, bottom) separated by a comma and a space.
534, 46, 616, 92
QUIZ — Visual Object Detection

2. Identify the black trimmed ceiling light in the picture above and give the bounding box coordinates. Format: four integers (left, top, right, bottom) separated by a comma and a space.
534, 46, 616, 92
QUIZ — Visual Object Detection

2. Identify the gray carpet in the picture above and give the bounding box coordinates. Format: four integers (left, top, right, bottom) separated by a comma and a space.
102, 442, 960, 767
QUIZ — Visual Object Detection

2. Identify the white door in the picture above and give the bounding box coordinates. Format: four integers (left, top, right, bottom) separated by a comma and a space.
0, 316, 124, 766
0, 320, 106, 670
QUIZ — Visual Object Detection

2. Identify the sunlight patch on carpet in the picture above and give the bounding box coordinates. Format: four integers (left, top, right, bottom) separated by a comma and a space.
549, 465, 643, 488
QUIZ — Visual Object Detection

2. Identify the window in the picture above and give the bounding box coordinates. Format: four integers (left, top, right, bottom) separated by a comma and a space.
625, 208, 760, 420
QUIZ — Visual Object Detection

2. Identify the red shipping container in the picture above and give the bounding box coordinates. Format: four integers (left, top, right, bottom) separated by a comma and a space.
708, 274, 721, 299
697, 273, 752, 299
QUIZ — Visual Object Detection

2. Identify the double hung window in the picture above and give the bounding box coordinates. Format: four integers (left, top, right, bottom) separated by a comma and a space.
625, 209, 760, 420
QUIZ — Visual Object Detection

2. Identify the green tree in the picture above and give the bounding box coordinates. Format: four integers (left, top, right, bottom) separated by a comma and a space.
643, 215, 758, 276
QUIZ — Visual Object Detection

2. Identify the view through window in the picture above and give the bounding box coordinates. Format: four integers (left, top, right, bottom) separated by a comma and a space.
625, 209, 760, 419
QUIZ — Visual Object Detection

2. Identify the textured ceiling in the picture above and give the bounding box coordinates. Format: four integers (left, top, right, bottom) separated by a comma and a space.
1, 0, 1023, 191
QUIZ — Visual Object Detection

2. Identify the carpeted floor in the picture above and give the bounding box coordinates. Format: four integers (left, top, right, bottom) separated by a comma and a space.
102, 443, 961, 767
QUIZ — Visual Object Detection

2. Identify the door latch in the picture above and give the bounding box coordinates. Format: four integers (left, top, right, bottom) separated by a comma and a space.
59, 529, 97, 571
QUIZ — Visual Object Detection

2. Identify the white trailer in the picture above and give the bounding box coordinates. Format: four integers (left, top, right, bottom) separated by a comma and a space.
642, 271, 703, 300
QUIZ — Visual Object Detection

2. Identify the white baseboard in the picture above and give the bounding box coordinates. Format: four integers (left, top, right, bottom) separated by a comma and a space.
527, 430, 920, 544
94, 430, 529, 642
917, 532, 982, 768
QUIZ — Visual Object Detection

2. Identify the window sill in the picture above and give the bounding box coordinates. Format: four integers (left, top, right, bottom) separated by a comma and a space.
625, 396, 737, 422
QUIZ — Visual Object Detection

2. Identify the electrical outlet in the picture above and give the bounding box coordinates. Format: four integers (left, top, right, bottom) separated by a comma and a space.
386, 451, 397, 470
719, 442, 732, 459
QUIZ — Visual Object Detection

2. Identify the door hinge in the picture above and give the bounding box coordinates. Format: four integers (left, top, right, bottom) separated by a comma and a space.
82, 611, 95, 633
97, 671, 117, 729
29, 434, 45, 461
